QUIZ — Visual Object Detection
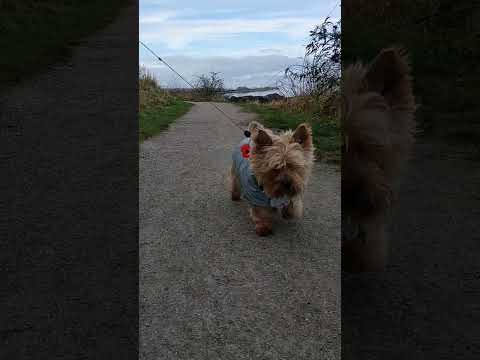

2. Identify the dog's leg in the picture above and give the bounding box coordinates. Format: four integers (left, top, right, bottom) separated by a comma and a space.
229, 164, 241, 201
342, 219, 388, 272
250, 206, 274, 236
281, 196, 304, 219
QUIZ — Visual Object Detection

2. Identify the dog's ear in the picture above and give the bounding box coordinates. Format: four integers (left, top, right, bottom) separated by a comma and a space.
292, 123, 313, 149
248, 121, 264, 133
364, 47, 414, 108
253, 129, 273, 147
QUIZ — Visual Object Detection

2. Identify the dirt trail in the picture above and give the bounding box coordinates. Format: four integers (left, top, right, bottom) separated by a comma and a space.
342, 136, 480, 359
140, 102, 341, 359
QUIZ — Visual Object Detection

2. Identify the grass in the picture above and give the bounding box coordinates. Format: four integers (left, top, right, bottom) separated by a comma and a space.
342, 0, 480, 136
139, 100, 193, 142
0, 0, 132, 91
139, 68, 193, 142
240, 101, 341, 163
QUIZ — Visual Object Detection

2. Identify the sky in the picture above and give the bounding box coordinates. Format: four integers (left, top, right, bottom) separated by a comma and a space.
139, 0, 340, 89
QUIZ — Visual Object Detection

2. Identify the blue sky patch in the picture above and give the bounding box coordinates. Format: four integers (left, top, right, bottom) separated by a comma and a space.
140, 0, 340, 88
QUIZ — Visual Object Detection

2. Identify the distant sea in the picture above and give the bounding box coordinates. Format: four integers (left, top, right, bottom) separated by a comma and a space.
224, 89, 289, 98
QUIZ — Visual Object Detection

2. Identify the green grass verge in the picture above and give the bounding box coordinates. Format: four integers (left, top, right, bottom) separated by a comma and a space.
0, 0, 131, 91
139, 100, 193, 142
240, 103, 341, 163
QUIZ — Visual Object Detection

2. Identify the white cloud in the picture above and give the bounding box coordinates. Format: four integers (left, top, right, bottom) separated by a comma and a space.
139, 11, 177, 24
140, 16, 334, 50
138, 1, 341, 88
140, 54, 304, 88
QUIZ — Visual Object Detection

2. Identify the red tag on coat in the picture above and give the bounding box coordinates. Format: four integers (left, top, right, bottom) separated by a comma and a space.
240, 143, 250, 159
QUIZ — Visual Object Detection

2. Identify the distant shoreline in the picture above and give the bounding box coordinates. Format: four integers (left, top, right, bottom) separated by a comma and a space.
165, 86, 279, 93
224, 89, 287, 98
223, 86, 279, 94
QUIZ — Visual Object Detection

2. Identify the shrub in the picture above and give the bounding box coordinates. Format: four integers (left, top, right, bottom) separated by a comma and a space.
193, 72, 224, 100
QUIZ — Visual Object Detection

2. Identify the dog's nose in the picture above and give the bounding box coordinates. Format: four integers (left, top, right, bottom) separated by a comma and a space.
280, 175, 292, 188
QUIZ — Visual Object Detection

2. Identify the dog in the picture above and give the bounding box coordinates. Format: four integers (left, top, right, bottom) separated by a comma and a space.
342, 47, 416, 272
229, 121, 314, 236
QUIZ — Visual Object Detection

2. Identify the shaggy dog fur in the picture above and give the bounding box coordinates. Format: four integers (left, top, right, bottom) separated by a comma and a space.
229, 121, 314, 236
342, 47, 416, 271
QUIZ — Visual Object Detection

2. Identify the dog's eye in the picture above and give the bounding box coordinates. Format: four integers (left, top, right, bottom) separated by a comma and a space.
287, 163, 301, 171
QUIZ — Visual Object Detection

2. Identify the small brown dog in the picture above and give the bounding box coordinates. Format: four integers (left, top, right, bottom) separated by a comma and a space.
229, 121, 314, 236
342, 47, 416, 271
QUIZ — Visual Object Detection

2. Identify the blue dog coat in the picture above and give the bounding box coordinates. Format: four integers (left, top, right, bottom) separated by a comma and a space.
232, 137, 290, 209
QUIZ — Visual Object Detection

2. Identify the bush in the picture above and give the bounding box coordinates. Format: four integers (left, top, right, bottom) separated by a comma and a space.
193, 72, 224, 100
279, 18, 340, 101
274, 18, 341, 117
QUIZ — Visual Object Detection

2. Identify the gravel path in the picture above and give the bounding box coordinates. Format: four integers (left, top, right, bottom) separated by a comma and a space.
140, 102, 340, 359
342, 137, 480, 359
0, 6, 138, 358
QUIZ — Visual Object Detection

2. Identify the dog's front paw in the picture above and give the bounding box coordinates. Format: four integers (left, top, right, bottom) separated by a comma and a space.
255, 223, 272, 236
281, 200, 303, 219
281, 205, 293, 219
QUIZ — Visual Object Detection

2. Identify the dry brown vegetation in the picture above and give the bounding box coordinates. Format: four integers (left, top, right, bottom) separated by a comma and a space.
139, 67, 176, 112
266, 95, 339, 119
